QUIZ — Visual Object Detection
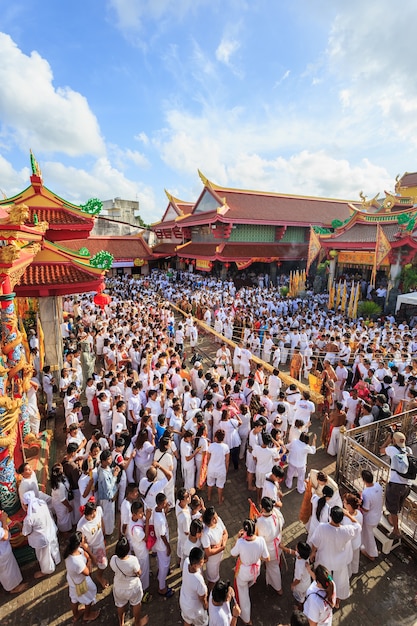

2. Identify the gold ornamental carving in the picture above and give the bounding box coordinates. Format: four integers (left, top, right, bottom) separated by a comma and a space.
0, 203, 30, 225
0, 242, 21, 263
4, 265, 27, 290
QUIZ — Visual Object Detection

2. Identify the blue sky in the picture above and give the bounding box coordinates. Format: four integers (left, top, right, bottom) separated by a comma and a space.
0, 0, 416, 223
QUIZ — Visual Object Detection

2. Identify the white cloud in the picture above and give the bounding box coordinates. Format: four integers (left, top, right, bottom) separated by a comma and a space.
108, 145, 150, 170
43, 158, 158, 223
216, 37, 240, 66
153, 100, 395, 205
0, 154, 29, 197
228, 151, 392, 200
325, 1, 417, 144
0, 33, 105, 157
107, 0, 211, 37
274, 70, 290, 88
135, 132, 150, 146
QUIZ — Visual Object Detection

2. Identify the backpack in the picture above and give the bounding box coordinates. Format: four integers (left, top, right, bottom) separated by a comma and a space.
392, 445, 417, 480
379, 384, 391, 402
377, 403, 392, 421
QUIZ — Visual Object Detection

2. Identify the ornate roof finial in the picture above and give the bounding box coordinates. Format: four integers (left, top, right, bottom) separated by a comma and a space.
198, 170, 213, 188
165, 189, 175, 203
30, 149, 42, 178
359, 190, 366, 203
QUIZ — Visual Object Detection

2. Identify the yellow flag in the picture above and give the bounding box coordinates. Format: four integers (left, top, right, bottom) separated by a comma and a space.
347, 281, 356, 318
335, 281, 342, 309
294, 270, 300, 295
37, 315, 45, 370
371, 223, 391, 286
306, 227, 321, 276
18, 318, 30, 362
340, 280, 347, 313
328, 281, 335, 309
352, 282, 361, 319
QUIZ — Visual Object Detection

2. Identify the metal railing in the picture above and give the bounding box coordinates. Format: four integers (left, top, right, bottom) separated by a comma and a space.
336, 409, 417, 548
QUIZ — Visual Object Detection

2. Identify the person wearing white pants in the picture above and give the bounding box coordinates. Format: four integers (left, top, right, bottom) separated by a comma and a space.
154, 493, 174, 598
256, 498, 283, 595
22, 490, 61, 579
230, 519, 270, 624
0, 510, 26, 593
128, 501, 150, 596
360, 469, 384, 560
285, 433, 317, 494
96, 450, 120, 536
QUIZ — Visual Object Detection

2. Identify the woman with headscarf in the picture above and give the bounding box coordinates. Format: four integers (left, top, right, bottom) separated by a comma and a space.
64, 531, 100, 623
22, 489, 61, 579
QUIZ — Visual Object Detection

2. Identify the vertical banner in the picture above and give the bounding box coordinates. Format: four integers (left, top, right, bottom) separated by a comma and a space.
371, 223, 391, 286
306, 227, 321, 276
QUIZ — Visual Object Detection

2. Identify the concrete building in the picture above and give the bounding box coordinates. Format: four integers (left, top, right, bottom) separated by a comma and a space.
93, 197, 144, 236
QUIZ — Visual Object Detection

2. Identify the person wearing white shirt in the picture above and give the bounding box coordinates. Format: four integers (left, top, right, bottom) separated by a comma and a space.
293, 391, 315, 428
285, 432, 317, 494
179, 549, 208, 626
380, 431, 413, 538
206, 431, 230, 505
252, 432, 281, 500
360, 469, 384, 561
262, 334, 274, 363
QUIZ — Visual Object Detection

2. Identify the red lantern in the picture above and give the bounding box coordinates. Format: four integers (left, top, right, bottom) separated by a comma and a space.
224, 262, 230, 269
191, 259, 196, 266
94, 291, 111, 310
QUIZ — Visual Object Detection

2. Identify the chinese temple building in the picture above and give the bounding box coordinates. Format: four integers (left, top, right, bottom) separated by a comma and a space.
151, 171, 358, 276
152, 190, 194, 260
0, 154, 110, 527
317, 171, 417, 286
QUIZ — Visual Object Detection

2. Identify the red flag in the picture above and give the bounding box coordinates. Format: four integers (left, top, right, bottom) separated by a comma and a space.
248, 498, 260, 520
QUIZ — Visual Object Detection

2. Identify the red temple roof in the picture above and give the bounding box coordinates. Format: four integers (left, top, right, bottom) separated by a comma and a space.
398, 172, 417, 188
63, 236, 154, 261
176, 241, 307, 262
178, 174, 358, 227
324, 223, 400, 245
0, 175, 95, 242
17, 264, 103, 297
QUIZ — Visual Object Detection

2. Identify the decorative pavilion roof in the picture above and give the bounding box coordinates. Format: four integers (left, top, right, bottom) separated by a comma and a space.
0, 174, 95, 242
17, 264, 103, 297
63, 236, 154, 261
14, 240, 105, 297
0, 154, 109, 297
322, 223, 400, 246
152, 191, 194, 228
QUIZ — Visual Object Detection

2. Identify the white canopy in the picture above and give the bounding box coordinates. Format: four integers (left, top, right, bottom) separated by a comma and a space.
395, 291, 417, 313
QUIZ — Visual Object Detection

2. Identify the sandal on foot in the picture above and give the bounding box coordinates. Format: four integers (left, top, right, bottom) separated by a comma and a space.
142, 591, 152, 603
158, 587, 174, 599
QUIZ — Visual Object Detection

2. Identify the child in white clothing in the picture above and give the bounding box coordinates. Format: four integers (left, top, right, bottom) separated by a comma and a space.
282, 541, 312, 605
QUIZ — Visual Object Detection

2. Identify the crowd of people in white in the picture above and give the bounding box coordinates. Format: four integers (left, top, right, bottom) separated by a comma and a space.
1, 269, 415, 626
